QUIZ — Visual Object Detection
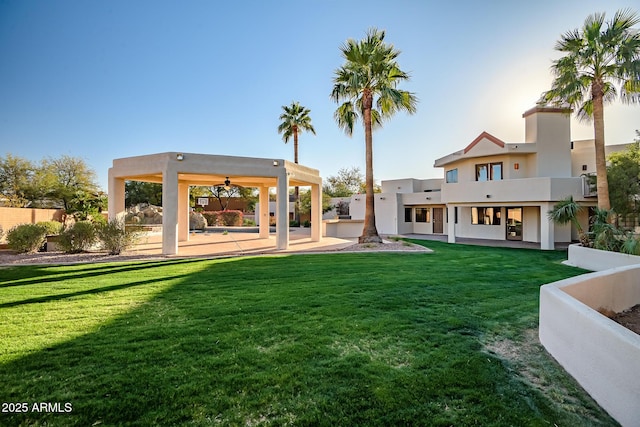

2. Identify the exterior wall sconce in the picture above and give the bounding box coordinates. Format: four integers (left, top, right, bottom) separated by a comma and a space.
514, 162, 519, 170
223, 177, 231, 191
380, 197, 386, 200
486, 194, 491, 198
426, 196, 431, 200
176, 153, 184, 161
273, 160, 279, 166
354, 197, 361, 201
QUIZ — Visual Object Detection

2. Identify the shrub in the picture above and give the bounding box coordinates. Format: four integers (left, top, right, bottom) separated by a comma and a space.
202, 210, 243, 226
97, 219, 143, 255
37, 221, 63, 235
58, 221, 97, 253
303, 220, 311, 228
243, 218, 256, 226
6, 224, 47, 253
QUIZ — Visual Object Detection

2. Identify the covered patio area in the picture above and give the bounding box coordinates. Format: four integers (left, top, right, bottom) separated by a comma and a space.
108, 152, 323, 256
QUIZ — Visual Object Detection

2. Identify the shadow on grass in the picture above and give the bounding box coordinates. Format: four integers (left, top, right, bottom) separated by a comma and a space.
0, 251, 616, 426
0, 258, 205, 289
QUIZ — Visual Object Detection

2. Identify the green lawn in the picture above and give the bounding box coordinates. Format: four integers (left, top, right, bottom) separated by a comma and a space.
0, 241, 617, 426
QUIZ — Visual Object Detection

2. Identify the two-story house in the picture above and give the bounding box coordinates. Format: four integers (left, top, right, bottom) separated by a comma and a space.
348, 106, 628, 250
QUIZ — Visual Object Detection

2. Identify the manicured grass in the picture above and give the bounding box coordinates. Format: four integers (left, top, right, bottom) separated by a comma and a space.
0, 241, 617, 426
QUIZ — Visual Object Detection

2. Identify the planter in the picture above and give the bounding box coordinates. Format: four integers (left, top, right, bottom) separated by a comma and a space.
539, 265, 640, 427
566, 243, 640, 271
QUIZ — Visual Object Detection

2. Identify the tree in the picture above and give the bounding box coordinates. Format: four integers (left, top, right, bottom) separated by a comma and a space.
0, 154, 33, 207
323, 167, 365, 197
125, 181, 163, 207
331, 28, 417, 243
39, 155, 99, 211
277, 101, 316, 223
542, 9, 640, 211
607, 131, 640, 219
547, 196, 589, 246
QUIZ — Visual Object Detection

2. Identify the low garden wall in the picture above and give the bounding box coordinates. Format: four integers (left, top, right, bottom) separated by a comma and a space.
566, 244, 640, 271
323, 219, 364, 238
539, 265, 640, 427
0, 207, 65, 232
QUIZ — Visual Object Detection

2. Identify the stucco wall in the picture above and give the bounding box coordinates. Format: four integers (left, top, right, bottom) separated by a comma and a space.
539, 266, 640, 427
0, 207, 65, 233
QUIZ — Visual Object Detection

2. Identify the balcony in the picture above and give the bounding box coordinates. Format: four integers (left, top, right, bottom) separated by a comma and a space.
441, 177, 586, 204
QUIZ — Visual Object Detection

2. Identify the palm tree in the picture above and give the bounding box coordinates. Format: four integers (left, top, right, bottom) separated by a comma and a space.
277, 101, 316, 223
331, 28, 418, 243
547, 196, 590, 246
542, 9, 640, 211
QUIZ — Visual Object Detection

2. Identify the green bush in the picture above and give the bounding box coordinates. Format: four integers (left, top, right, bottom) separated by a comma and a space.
97, 219, 143, 255
58, 222, 97, 253
243, 218, 256, 226
303, 220, 311, 228
6, 224, 47, 253
37, 221, 63, 235
202, 210, 243, 226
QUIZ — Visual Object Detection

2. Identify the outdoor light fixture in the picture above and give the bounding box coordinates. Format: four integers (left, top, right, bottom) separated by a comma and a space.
176, 153, 184, 161
426, 196, 431, 200
224, 177, 231, 191
380, 197, 386, 200
486, 194, 491, 198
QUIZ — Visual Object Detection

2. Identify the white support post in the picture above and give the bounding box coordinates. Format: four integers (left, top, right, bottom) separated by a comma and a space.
540, 203, 555, 250
311, 183, 321, 242
447, 205, 456, 244
108, 169, 125, 221
162, 169, 179, 255
259, 186, 270, 239
178, 182, 189, 242
276, 172, 289, 250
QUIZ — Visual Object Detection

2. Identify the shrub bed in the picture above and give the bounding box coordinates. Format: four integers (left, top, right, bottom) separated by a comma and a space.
203, 210, 243, 226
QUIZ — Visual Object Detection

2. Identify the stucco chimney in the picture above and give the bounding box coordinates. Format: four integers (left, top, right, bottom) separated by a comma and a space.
522, 106, 573, 178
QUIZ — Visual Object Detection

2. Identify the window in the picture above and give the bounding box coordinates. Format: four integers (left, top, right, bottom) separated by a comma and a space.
446, 169, 458, 183
415, 208, 430, 223
471, 207, 501, 225
475, 162, 503, 181
404, 207, 412, 222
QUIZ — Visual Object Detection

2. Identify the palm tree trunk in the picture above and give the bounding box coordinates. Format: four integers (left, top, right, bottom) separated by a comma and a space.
360, 92, 382, 243
293, 130, 300, 224
592, 88, 611, 211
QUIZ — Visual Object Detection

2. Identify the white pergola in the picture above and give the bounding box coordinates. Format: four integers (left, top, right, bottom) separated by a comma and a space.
108, 152, 322, 255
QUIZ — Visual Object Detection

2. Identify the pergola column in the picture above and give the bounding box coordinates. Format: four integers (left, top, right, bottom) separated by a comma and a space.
178, 182, 189, 242
162, 168, 179, 255
259, 185, 270, 239
276, 172, 289, 250
107, 169, 125, 221
311, 183, 321, 242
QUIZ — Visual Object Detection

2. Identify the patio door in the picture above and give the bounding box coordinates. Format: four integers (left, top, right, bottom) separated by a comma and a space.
433, 208, 444, 234
506, 207, 522, 241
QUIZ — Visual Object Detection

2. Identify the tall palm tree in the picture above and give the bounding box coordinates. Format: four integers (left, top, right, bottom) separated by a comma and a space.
277, 101, 316, 223
331, 28, 417, 243
542, 9, 640, 211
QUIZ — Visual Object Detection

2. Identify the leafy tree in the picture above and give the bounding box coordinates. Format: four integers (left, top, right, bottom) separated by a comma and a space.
125, 181, 163, 206
0, 154, 33, 207
607, 131, 640, 219
542, 9, 640, 210
278, 101, 316, 223
323, 167, 365, 197
299, 188, 334, 215
331, 28, 417, 243
40, 155, 99, 211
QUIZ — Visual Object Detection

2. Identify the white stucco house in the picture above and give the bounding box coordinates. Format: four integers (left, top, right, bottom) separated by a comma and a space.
349, 106, 629, 250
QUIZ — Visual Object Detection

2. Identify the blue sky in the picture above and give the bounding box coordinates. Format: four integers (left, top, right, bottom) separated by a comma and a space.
1, 0, 639, 191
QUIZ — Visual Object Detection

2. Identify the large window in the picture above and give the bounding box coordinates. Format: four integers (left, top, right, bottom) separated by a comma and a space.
416, 208, 430, 223
446, 169, 458, 183
475, 162, 503, 181
471, 207, 501, 225
404, 207, 412, 222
